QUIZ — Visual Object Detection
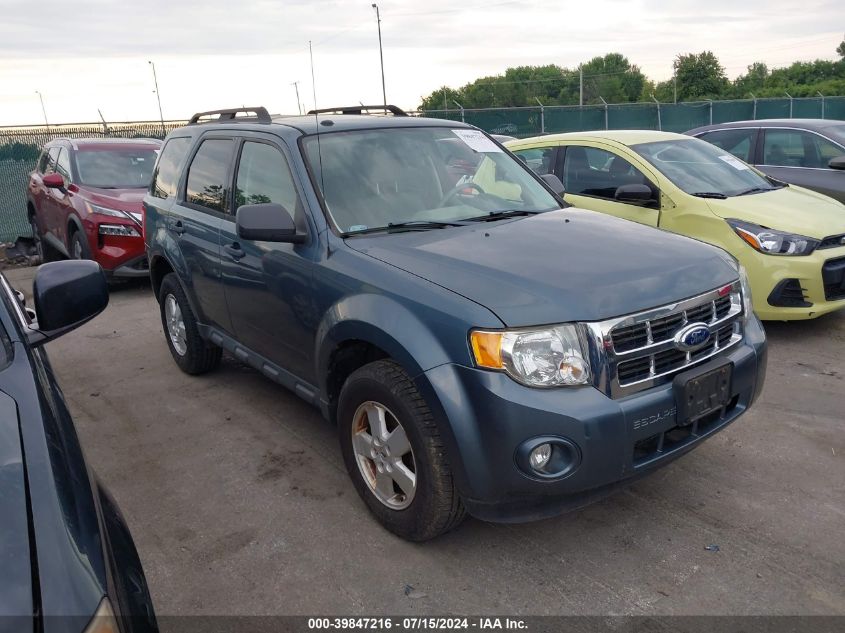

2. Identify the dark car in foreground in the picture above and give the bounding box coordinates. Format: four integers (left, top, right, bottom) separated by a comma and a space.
0, 261, 157, 633
687, 119, 845, 203
27, 138, 161, 278
145, 105, 767, 541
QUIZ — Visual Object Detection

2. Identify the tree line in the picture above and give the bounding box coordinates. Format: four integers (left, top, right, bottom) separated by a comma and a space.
419, 42, 845, 110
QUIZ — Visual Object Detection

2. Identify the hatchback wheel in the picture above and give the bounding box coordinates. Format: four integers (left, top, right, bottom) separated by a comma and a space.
338, 360, 466, 541
158, 273, 221, 374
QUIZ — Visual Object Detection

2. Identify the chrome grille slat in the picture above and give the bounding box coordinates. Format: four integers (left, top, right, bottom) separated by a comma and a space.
585, 282, 745, 399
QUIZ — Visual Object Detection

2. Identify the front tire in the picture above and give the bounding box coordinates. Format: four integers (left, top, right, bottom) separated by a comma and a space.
70, 229, 92, 260
158, 273, 221, 375
338, 360, 466, 541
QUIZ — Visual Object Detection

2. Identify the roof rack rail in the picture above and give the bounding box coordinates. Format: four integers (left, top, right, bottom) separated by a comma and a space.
188, 107, 272, 125
306, 105, 408, 117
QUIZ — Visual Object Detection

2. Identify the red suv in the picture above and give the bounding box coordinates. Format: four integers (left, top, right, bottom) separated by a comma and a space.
27, 138, 161, 277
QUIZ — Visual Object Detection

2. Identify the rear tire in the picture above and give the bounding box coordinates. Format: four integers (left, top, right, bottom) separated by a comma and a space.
338, 360, 466, 541
158, 273, 221, 375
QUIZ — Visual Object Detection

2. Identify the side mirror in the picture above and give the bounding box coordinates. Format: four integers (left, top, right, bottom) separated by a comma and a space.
43, 173, 65, 189
540, 173, 565, 196
29, 260, 108, 346
615, 184, 655, 205
829, 156, 845, 171
236, 203, 305, 243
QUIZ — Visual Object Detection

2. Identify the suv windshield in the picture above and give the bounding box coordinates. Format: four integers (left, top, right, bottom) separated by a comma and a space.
74, 148, 159, 189
302, 127, 559, 233
632, 138, 779, 197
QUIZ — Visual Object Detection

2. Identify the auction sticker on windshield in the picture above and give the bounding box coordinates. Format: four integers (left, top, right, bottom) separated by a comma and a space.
452, 129, 503, 153
717, 154, 749, 170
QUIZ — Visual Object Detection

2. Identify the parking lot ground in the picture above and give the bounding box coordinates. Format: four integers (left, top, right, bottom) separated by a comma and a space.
8, 266, 844, 616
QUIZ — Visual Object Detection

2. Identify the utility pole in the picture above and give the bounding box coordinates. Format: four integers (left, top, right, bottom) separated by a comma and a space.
599, 96, 608, 130
817, 91, 825, 119
534, 97, 545, 134
291, 81, 302, 114
35, 90, 49, 130
750, 93, 757, 120
148, 61, 166, 136
705, 98, 713, 125
453, 100, 465, 124
785, 92, 793, 118
673, 71, 677, 104
578, 67, 584, 107
98, 109, 110, 136
651, 94, 661, 131
371, 4, 387, 112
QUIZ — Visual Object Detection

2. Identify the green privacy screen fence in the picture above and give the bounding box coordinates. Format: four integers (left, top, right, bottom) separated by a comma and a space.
422, 96, 845, 139
0, 120, 186, 243
1, 97, 844, 243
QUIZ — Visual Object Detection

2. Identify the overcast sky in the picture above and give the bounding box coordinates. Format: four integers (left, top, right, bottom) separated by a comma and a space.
0, 0, 842, 126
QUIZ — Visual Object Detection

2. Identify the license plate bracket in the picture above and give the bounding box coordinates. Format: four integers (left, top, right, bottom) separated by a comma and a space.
674, 360, 733, 425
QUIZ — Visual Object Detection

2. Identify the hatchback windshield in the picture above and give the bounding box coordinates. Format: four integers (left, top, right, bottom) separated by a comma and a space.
302, 127, 559, 233
632, 138, 779, 197
74, 148, 159, 189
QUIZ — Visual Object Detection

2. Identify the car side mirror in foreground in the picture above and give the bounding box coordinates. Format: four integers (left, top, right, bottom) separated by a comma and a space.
43, 173, 65, 189
828, 156, 845, 171
615, 183, 655, 205
29, 260, 108, 346
236, 203, 306, 243
540, 173, 565, 196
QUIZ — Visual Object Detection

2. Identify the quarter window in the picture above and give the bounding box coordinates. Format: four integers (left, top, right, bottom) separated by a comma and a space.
698, 129, 756, 162
762, 129, 845, 169
151, 137, 191, 199
235, 142, 300, 219
563, 146, 654, 200
55, 148, 71, 182
45, 147, 61, 174
185, 139, 235, 213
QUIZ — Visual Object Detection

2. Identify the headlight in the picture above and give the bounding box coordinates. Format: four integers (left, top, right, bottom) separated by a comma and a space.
99, 223, 140, 237
738, 265, 753, 320
82, 598, 119, 633
85, 201, 132, 219
470, 324, 591, 387
727, 219, 818, 256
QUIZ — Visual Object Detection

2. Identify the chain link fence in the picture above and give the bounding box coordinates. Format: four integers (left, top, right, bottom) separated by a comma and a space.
1, 98, 844, 243
422, 96, 845, 138
0, 120, 186, 243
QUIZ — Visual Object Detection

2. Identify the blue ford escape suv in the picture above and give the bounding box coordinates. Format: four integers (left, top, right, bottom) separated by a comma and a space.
144, 106, 767, 541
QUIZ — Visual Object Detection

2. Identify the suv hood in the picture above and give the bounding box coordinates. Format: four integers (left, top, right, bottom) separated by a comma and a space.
86, 187, 146, 212
346, 208, 738, 326
705, 185, 845, 238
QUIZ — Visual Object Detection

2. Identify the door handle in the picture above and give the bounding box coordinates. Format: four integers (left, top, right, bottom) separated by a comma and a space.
224, 243, 245, 261
171, 220, 186, 235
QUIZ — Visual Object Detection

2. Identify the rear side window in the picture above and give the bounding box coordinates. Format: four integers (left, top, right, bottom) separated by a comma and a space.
234, 142, 300, 219
762, 129, 845, 169
698, 128, 756, 162
151, 137, 191, 199
185, 139, 235, 213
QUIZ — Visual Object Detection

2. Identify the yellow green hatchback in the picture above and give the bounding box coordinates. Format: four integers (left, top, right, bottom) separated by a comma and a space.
507, 131, 845, 320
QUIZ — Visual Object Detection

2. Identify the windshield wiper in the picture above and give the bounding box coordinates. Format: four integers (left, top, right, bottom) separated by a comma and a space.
734, 186, 775, 196
690, 192, 728, 199
465, 209, 547, 222
346, 220, 470, 235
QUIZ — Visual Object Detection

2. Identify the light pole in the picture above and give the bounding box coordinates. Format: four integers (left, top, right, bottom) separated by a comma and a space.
291, 81, 302, 115
148, 61, 166, 136
35, 90, 49, 129
371, 3, 387, 111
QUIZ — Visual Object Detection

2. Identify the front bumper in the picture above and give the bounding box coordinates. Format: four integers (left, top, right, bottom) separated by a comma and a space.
745, 246, 845, 320
417, 315, 767, 523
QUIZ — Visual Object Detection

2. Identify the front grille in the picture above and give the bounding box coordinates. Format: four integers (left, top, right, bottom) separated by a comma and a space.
590, 283, 744, 398
822, 256, 845, 301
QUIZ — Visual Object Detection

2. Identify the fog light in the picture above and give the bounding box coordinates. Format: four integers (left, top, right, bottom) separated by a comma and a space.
529, 443, 552, 471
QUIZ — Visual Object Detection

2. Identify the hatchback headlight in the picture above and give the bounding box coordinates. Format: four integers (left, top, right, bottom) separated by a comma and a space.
727, 219, 818, 256
470, 324, 591, 387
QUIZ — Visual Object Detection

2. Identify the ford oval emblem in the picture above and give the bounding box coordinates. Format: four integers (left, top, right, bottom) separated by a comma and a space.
674, 323, 712, 352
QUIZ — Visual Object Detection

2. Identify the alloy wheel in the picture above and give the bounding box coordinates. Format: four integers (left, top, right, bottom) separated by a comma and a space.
351, 401, 417, 510
164, 294, 188, 356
